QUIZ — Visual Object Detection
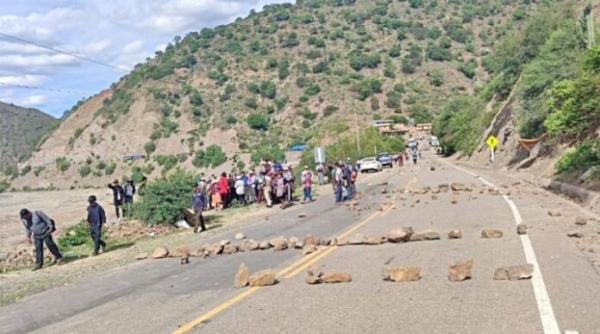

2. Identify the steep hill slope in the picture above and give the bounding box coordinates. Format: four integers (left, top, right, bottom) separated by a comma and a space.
14, 0, 542, 190
0, 102, 57, 175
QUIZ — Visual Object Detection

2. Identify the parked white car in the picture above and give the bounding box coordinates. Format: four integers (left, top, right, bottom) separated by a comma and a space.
359, 157, 382, 173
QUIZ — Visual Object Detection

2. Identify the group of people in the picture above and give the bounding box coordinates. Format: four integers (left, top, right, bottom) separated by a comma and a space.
188, 162, 317, 233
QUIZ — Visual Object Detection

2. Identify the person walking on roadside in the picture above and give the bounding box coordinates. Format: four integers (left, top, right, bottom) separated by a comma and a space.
275, 172, 287, 208
107, 179, 124, 219
86, 195, 107, 256
123, 179, 136, 217
283, 167, 294, 203
192, 186, 207, 233
263, 171, 273, 208
19, 209, 63, 270
218, 172, 229, 209
301, 166, 313, 203
343, 162, 353, 200
334, 162, 344, 203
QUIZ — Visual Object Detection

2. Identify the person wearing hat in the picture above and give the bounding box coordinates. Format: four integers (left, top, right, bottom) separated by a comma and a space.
301, 165, 313, 203
19, 209, 63, 270
107, 179, 125, 219
86, 195, 107, 256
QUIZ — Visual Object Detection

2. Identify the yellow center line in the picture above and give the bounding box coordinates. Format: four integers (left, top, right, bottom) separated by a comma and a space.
172, 174, 414, 334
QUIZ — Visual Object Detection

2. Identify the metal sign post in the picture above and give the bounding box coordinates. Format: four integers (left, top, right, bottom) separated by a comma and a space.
486, 136, 499, 163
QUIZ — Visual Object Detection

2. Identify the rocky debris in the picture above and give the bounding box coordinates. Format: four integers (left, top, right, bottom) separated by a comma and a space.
410, 229, 441, 241
135, 253, 148, 260
223, 244, 238, 255
238, 239, 260, 252
305, 265, 323, 284
321, 272, 352, 283
249, 269, 277, 287
575, 217, 588, 226
450, 198, 458, 205
302, 244, 318, 255
387, 227, 414, 242
493, 264, 534, 280
235, 232, 246, 240
106, 219, 172, 241
481, 229, 503, 239
451, 183, 471, 192
172, 246, 190, 258
488, 189, 501, 196
448, 258, 473, 282
448, 229, 462, 239
431, 188, 441, 194
383, 266, 421, 282
305, 274, 322, 284
547, 210, 562, 217
258, 241, 271, 250
365, 235, 386, 245
206, 243, 224, 255
567, 231, 583, 238
288, 236, 300, 249
151, 247, 169, 259
219, 240, 230, 246
381, 188, 388, 194
233, 263, 250, 288
431, 195, 438, 200
411, 187, 431, 195
347, 233, 366, 245
269, 237, 288, 250
438, 184, 449, 192
180, 256, 190, 265
517, 224, 527, 235
304, 234, 319, 246
298, 213, 307, 218
430, 166, 436, 171
190, 246, 205, 257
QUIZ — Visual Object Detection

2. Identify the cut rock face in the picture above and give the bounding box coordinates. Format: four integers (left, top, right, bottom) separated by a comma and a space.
383, 266, 421, 282
249, 269, 277, 287
493, 264, 534, 280
481, 229, 503, 239
233, 263, 250, 288
321, 272, 352, 283
448, 258, 473, 282
448, 229, 462, 239
387, 227, 414, 242
151, 247, 169, 259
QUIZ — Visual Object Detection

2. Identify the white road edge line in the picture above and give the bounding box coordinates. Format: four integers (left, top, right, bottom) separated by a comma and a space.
441, 160, 561, 334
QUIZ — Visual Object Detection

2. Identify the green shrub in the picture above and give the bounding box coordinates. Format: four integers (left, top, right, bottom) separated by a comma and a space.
427, 70, 445, 86
304, 83, 321, 96
225, 114, 238, 125
259, 80, 277, 99
250, 143, 285, 164
244, 97, 258, 109
56, 157, 71, 173
105, 162, 117, 175
192, 145, 227, 168
33, 166, 45, 177
247, 113, 269, 130
144, 141, 157, 154
79, 165, 92, 178
190, 90, 204, 105
20, 166, 32, 176
133, 169, 196, 225
323, 105, 339, 117
0, 179, 10, 193
58, 221, 91, 249
555, 139, 600, 175
153, 155, 178, 172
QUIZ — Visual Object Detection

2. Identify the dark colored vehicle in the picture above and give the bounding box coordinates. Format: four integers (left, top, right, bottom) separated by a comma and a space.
376, 152, 393, 168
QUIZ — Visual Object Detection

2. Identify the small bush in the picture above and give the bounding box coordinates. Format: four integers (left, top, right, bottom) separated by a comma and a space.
79, 165, 92, 178
58, 221, 91, 249
144, 141, 157, 154
323, 105, 339, 117
105, 162, 117, 175
56, 157, 71, 173
247, 113, 269, 130
192, 145, 227, 168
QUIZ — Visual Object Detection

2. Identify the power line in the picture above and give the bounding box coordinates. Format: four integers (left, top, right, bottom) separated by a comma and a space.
0, 32, 129, 72
0, 82, 91, 95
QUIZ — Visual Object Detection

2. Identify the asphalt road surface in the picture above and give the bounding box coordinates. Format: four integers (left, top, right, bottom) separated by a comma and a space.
1, 155, 599, 334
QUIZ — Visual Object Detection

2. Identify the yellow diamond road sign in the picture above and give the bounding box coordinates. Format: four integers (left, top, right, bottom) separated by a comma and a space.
486, 135, 499, 148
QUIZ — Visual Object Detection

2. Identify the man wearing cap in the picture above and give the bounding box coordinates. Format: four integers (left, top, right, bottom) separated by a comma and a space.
19, 209, 63, 270
87, 195, 107, 256
107, 179, 125, 219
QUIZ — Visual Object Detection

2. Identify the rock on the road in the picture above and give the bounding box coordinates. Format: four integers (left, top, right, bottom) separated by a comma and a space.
481, 229, 503, 239
239, 239, 260, 252
410, 229, 441, 241
448, 258, 473, 282
387, 227, 414, 242
304, 234, 319, 246
547, 210, 562, 217
233, 263, 250, 288
575, 217, 588, 226
365, 235, 386, 245
347, 233, 366, 245
321, 272, 352, 283
269, 237, 288, 250
151, 247, 169, 259
517, 224, 527, 235
567, 231, 583, 238
302, 244, 318, 255
135, 253, 148, 260
235, 232, 246, 240
258, 241, 271, 250
383, 266, 421, 282
249, 269, 277, 287
448, 229, 462, 239
223, 244, 238, 255
493, 264, 534, 280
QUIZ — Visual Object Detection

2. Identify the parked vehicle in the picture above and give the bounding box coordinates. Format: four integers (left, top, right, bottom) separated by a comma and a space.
359, 157, 382, 173
376, 152, 393, 168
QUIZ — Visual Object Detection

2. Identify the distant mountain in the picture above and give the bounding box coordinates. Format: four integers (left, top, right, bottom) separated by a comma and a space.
0, 101, 57, 174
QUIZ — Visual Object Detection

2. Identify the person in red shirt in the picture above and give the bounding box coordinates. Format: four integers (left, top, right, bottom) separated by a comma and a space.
218, 172, 229, 209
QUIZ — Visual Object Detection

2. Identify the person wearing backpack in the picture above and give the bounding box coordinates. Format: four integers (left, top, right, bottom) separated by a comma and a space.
123, 179, 136, 217
19, 209, 63, 270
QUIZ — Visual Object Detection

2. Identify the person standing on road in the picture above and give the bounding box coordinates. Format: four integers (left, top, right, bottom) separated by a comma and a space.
86, 195, 107, 256
235, 175, 247, 205
19, 209, 63, 270
301, 165, 313, 203
107, 179, 124, 219
334, 162, 344, 203
218, 172, 229, 209
192, 186, 207, 233
263, 171, 273, 208
412, 150, 418, 165
343, 162, 353, 200
350, 164, 358, 196
316, 163, 324, 185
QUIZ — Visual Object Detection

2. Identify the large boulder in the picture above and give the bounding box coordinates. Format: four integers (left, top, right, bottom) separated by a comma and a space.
151, 247, 169, 259
302, 244, 318, 255
448, 229, 462, 239
206, 243, 224, 256
235, 232, 246, 240
410, 229, 440, 241
383, 266, 421, 282
249, 269, 277, 287
387, 227, 414, 243
233, 263, 250, 288
269, 237, 288, 251
321, 272, 352, 283
238, 239, 260, 252
448, 258, 473, 282
493, 264, 534, 280
223, 244, 238, 255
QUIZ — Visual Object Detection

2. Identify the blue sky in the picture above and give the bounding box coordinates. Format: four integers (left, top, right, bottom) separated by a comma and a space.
0, 0, 291, 117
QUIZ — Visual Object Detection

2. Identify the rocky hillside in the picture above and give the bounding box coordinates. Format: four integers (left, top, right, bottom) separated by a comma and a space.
13, 0, 543, 190
0, 102, 56, 176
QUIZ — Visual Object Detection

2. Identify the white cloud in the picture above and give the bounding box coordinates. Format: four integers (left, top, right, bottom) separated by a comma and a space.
0, 8, 84, 40
0, 74, 47, 86
84, 40, 112, 54
19, 94, 48, 106
122, 40, 144, 54
0, 54, 79, 68
0, 41, 49, 55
